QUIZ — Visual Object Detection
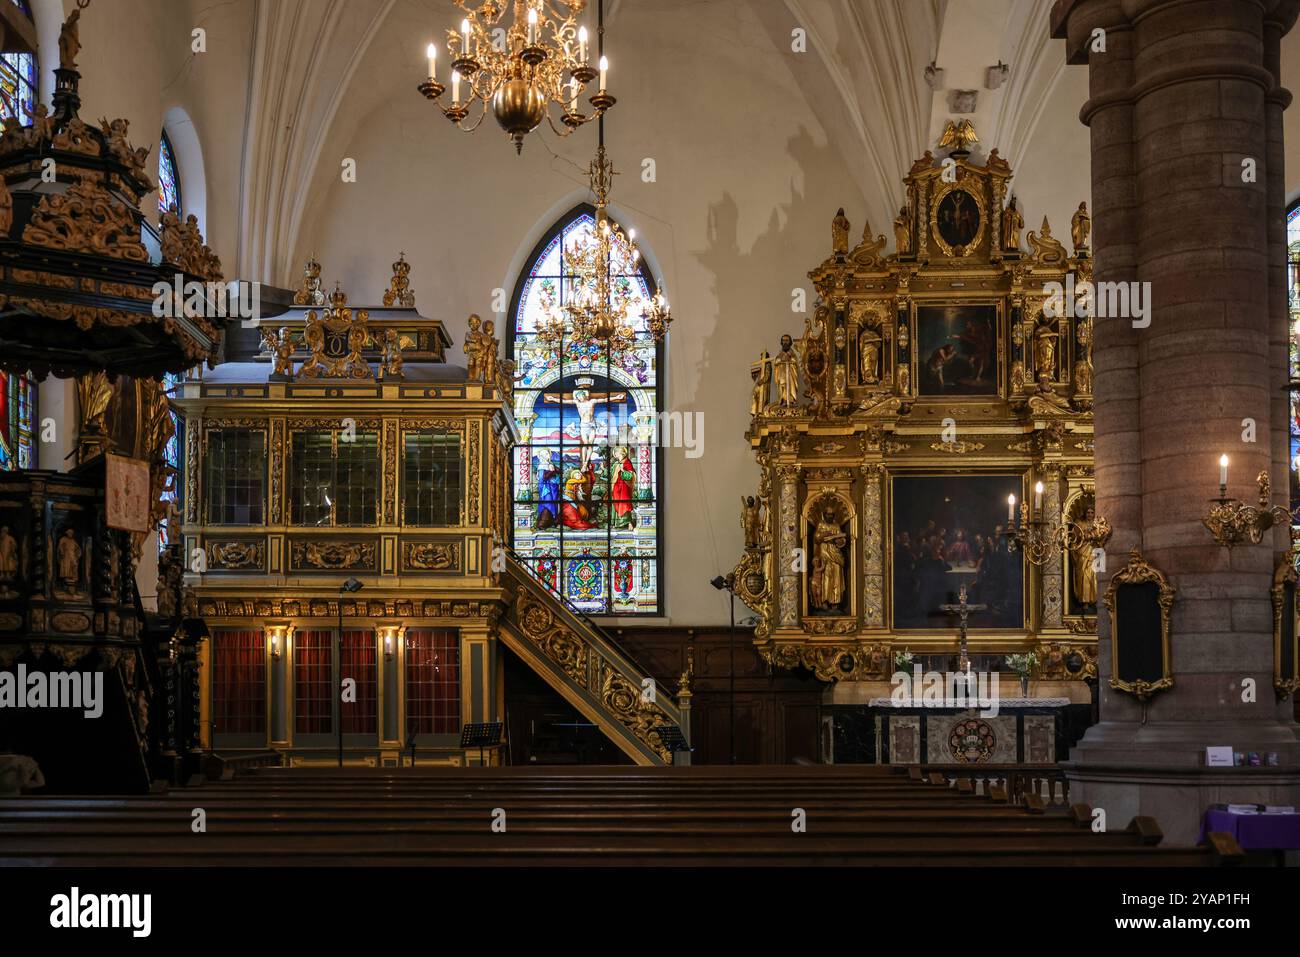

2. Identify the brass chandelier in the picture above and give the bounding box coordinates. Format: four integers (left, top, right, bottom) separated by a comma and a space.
535, 144, 671, 356
417, 0, 614, 153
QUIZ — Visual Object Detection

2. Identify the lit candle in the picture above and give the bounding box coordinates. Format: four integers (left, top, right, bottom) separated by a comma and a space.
1007, 493, 1016, 523
569, 77, 578, 113
1219, 453, 1228, 487
578, 25, 588, 63
427, 42, 437, 81
527, 7, 538, 44
385, 633, 393, 657
1034, 480, 1043, 512
460, 18, 471, 55
452, 68, 461, 103
599, 54, 608, 91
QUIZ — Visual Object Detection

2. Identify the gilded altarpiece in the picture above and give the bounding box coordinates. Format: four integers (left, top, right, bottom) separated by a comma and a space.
735, 140, 1099, 692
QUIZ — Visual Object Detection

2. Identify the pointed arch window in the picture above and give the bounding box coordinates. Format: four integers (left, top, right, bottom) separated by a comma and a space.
159, 131, 182, 216
509, 207, 663, 615
1, 0, 37, 127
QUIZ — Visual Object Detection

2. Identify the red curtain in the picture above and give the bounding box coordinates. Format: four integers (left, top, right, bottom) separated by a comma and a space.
406, 629, 460, 735
339, 629, 377, 735
294, 629, 333, 735
212, 630, 265, 735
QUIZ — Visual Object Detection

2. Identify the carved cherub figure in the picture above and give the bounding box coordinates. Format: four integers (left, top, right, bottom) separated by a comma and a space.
264, 326, 294, 377
383, 328, 405, 378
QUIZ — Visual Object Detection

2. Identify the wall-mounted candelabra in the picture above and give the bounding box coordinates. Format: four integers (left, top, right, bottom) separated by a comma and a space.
1003, 482, 1112, 566
1203, 455, 1295, 548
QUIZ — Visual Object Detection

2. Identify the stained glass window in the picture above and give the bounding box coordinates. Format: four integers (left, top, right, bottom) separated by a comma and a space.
509, 207, 662, 615
1, 1, 35, 127
0, 371, 35, 471
158, 131, 182, 216
1287, 201, 1300, 545
157, 373, 184, 551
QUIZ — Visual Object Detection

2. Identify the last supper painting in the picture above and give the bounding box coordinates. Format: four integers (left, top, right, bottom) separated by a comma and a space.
891, 475, 1025, 630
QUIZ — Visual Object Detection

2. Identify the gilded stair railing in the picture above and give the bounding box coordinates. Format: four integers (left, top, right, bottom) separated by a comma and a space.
499, 552, 685, 765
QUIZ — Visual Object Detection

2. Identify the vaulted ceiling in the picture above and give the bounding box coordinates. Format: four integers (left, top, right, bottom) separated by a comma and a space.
231, 0, 1083, 283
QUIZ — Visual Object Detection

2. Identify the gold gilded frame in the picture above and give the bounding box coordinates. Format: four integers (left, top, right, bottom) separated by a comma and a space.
929, 177, 988, 258
1104, 549, 1174, 701
1270, 557, 1300, 699
884, 469, 1032, 637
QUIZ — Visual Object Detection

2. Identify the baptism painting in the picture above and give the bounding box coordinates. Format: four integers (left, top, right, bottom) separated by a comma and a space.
916, 304, 998, 396
891, 475, 1024, 630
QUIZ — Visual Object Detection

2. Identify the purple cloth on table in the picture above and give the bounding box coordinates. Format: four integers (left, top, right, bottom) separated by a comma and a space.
1198, 809, 1300, 850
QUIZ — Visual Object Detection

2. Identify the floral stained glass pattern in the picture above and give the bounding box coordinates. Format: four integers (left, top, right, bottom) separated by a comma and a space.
159, 132, 182, 216
510, 209, 662, 615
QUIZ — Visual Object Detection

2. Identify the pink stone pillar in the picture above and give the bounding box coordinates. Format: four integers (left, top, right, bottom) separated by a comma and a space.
1052, 0, 1300, 844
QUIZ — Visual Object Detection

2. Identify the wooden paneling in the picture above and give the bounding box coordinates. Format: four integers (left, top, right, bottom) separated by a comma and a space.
613, 627, 826, 765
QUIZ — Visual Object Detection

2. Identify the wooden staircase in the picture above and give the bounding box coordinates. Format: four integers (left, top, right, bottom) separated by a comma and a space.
498, 555, 684, 765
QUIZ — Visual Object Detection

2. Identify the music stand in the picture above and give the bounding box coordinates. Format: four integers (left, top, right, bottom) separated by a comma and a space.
653, 724, 692, 761
460, 721, 503, 767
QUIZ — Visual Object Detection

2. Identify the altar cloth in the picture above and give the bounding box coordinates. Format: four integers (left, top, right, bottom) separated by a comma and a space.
1198, 809, 1300, 850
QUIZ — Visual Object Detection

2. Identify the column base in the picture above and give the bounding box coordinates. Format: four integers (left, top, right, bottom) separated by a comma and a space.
1066, 719, 1300, 845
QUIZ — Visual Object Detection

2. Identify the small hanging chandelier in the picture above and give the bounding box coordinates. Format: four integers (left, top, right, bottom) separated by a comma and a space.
417, 0, 615, 154
535, 145, 671, 358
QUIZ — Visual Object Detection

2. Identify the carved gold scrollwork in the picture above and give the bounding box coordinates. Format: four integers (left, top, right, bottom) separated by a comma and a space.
23, 180, 148, 261
290, 540, 376, 571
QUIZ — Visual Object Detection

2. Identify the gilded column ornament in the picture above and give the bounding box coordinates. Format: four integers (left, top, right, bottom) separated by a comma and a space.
185, 416, 200, 524
1042, 470, 1064, 628
861, 464, 884, 628
269, 419, 285, 525
468, 420, 481, 526
777, 465, 801, 628
383, 419, 398, 527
